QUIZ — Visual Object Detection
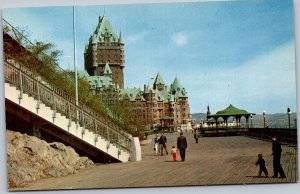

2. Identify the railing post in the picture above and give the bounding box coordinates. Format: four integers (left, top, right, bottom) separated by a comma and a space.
67, 101, 71, 130
75, 107, 79, 135
52, 91, 56, 123
81, 110, 85, 139
94, 118, 98, 146
36, 81, 41, 114
106, 127, 110, 151
18, 70, 23, 104
118, 132, 121, 157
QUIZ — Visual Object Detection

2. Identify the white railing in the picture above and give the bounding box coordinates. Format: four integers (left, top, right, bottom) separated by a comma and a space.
4, 60, 131, 154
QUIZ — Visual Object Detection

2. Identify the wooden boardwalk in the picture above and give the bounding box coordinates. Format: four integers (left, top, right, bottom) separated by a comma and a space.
16, 132, 298, 191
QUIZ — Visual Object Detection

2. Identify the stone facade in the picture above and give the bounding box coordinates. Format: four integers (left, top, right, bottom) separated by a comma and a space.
121, 73, 191, 130
84, 16, 125, 88
82, 16, 191, 130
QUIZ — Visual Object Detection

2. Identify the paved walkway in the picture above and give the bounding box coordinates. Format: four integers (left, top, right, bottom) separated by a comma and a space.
16, 132, 298, 191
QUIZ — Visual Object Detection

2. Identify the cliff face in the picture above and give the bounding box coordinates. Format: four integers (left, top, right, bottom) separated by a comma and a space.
6, 130, 94, 188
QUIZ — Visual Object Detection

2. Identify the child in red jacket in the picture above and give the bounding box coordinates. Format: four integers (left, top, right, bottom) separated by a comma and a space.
171, 145, 177, 161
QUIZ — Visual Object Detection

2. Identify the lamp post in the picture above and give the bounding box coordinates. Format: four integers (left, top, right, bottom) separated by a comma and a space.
263, 111, 266, 129
287, 107, 291, 134
250, 115, 253, 128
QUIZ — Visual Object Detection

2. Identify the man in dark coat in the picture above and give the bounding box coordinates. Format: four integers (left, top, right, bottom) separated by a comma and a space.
272, 136, 286, 178
177, 132, 187, 161
159, 133, 168, 155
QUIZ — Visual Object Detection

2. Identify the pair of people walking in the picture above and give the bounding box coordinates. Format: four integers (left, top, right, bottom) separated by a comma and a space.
168, 132, 188, 162
153, 133, 168, 156
255, 136, 286, 178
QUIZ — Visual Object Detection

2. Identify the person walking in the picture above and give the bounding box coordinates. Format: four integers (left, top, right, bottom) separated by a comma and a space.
271, 136, 286, 178
159, 133, 168, 155
153, 134, 160, 156
255, 153, 269, 177
177, 132, 187, 161
171, 145, 177, 161
194, 129, 200, 143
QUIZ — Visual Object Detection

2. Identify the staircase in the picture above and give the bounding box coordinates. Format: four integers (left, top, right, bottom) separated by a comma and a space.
4, 60, 135, 162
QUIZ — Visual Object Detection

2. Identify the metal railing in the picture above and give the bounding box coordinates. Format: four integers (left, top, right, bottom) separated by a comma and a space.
4, 59, 131, 153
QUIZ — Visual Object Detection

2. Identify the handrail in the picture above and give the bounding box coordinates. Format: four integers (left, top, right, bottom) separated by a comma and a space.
4, 59, 131, 152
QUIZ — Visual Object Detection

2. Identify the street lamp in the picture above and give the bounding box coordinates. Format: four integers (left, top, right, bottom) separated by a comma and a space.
262, 111, 266, 129
250, 115, 253, 128
287, 107, 291, 133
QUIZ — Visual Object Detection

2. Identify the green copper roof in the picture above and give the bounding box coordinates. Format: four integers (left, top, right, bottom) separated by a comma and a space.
170, 76, 187, 98
77, 70, 90, 79
78, 70, 116, 90
92, 16, 121, 44
215, 104, 251, 116
121, 88, 145, 101
171, 76, 182, 92
154, 89, 169, 102
103, 62, 112, 76
154, 73, 165, 85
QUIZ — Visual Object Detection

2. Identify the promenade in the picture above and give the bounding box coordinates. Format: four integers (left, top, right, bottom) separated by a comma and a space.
17, 131, 298, 191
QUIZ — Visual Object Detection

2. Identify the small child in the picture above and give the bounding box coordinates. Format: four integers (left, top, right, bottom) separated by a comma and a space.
171, 145, 177, 161
255, 154, 268, 177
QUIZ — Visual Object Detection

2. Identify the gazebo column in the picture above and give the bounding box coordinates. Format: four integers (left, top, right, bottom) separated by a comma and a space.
224, 116, 228, 128
245, 116, 249, 129
234, 116, 238, 128
223, 116, 228, 136
237, 116, 242, 128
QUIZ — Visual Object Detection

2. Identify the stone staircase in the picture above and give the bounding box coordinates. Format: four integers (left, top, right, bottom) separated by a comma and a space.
5, 82, 134, 162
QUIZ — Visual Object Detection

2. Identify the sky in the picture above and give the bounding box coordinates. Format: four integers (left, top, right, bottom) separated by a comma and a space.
2, 0, 297, 114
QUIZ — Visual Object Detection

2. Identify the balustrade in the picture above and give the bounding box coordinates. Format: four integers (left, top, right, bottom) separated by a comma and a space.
4, 60, 131, 152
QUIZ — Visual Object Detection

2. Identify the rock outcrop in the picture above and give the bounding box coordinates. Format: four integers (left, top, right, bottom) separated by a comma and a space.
6, 130, 94, 188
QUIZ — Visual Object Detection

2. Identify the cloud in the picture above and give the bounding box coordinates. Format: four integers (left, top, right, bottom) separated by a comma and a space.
183, 40, 296, 113
171, 32, 188, 46
126, 31, 148, 44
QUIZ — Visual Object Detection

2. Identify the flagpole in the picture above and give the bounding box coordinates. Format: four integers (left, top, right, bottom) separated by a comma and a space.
73, 5, 79, 125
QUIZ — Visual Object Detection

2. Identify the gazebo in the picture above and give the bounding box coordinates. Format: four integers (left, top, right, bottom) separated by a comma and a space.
208, 104, 255, 128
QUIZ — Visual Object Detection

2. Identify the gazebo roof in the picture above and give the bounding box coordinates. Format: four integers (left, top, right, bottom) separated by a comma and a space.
214, 104, 253, 116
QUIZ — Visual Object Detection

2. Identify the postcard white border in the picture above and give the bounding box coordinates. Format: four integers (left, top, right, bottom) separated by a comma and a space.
0, 1, 299, 194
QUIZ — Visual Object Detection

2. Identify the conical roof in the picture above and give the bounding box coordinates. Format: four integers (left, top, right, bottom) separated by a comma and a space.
171, 76, 183, 92
154, 73, 165, 85
170, 76, 187, 97
103, 62, 112, 76
92, 16, 120, 43
215, 104, 251, 115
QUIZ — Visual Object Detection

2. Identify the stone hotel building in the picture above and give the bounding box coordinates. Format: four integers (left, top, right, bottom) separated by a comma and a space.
81, 15, 191, 130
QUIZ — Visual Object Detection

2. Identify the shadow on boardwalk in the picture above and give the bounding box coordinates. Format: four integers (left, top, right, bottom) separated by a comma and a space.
16, 132, 298, 191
